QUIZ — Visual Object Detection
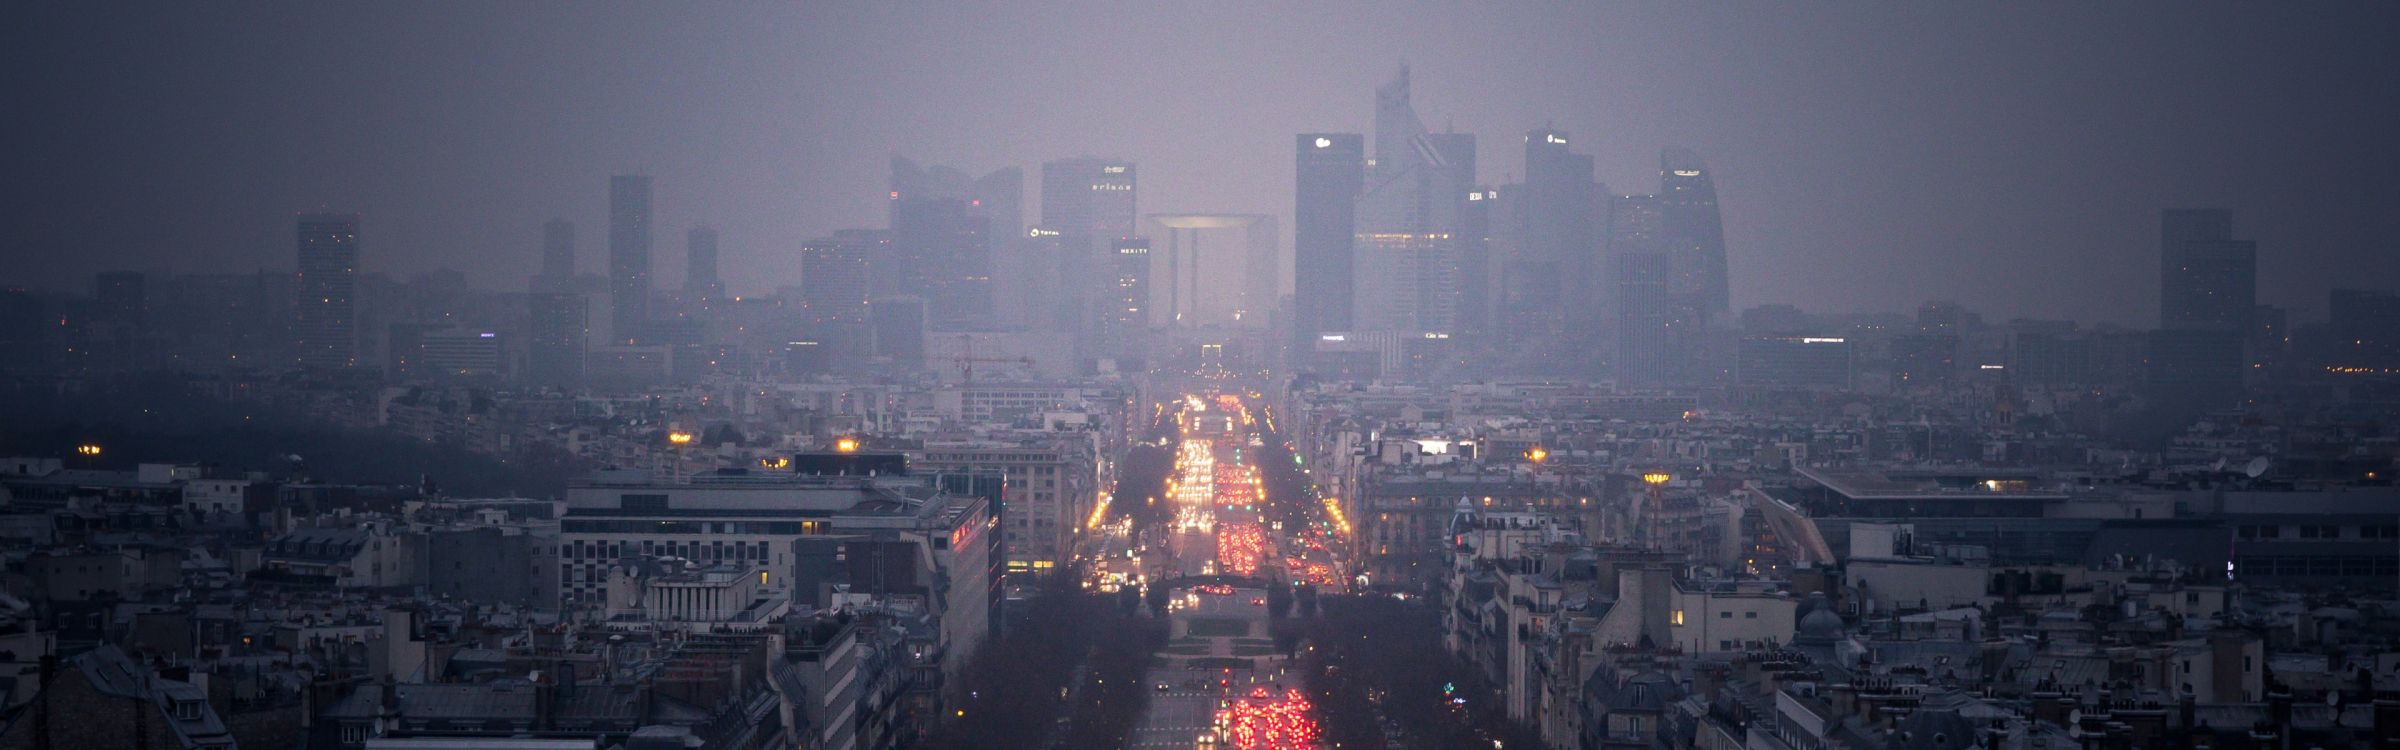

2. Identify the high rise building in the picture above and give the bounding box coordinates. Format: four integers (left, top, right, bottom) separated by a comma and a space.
1039, 158, 1137, 340
890, 198, 992, 331
1610, 195, 1671, 387
1102, 237, 1153, 344
1659, 148, 1729, 316
293, 212, 360, 369
1352, 67, 1472, 336
527, 292, 587, 388
684, 226, 723, 300
2152, 209, 2254, 403
891, 159, 1017, 331
1456, 186, 1495, 336
800, 230, 881, 361
542, 219, 576, 280
1295, 133, 1364, 340
608, 175, 653, 345
1517, 128, 1601, 345
87, 271, 147, 371
2159, 209, 2254, 331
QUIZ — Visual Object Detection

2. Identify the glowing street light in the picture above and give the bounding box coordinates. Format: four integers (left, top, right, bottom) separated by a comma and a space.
75, 443, 102, 457
666, 431, 695, 445
1642, 472, 1672, 485
1525, 447, 1548, 464
834, 437, 861, 453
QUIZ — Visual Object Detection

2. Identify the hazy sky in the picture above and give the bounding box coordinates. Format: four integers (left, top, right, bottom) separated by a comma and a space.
6, 2, 2395, 326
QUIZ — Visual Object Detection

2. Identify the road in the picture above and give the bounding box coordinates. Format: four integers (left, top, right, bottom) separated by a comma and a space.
1124, 391, 1330, 749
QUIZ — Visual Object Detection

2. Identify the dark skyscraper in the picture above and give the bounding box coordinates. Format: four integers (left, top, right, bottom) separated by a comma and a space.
526, 291, 586, 388
893, 158, 1023, 328
800, 229, 881, 361
608, 175, 653, 344
1659, 148, 1729, 316
1295, 133, 1365, 342
889, 198, 992, 331
2151, 209, 2253, 403
293, 212, 359, 369
1609, 195, 1670, 386
1516, 128, 1600, 347
541, 218, 575, 280
1039, 158, 1137, 340
684, 226, 723, 300
2158, 209, 2253, 331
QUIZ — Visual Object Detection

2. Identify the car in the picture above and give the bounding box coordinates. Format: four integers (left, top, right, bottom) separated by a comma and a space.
1156, 682, 1172, 692
1249, 597, 1267, 606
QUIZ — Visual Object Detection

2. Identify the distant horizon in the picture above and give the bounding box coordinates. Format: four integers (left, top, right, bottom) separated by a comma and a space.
7, 3, 2394, 327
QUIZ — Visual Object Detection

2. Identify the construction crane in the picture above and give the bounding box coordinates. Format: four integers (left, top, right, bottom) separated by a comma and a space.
954, 334, 1032, 387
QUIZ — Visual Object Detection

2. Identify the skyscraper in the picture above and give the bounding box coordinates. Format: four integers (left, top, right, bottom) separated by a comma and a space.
293, 212, 360, 369
1609, 196, 1670, 386
1295, 133, 1364, 340
800, 230, 881, 361
1659, 148, 1728, 315
891, 158, 1017, 330
684, 226, 723, 300
2151, 209, 2253, 403
608, 175, 653, 345
526, 292, 586, 388
1039, 158, 1137, 340
890, 198, 992, 331
1351, 67, 1472, 336
541, 218, 576, 280
1516, 128, 1600, 346
1102, 237, 1153, 344
2158, 209, 2253, 331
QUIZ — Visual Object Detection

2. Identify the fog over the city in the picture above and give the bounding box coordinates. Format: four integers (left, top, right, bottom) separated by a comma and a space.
7, 2, 2395, 324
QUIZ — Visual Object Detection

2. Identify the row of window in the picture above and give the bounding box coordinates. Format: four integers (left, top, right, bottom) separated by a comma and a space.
2238, 524, 2400, 540
2235, 555, 2400, 577
562, 519, 828, 535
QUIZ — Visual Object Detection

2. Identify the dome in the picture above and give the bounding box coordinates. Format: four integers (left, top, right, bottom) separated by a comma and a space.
1798, 605, 1846, 642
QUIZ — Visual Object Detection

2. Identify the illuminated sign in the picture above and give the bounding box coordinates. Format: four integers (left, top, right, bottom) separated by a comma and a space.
1029, 228, 1060, 237
1422, 332, 1450, 339
1467, 191, 1485, 201
1102, 165, 1126, 173
1119, 246, 1148, 254
1319, 334, 1346, 342
1314, 137, 1332, 149
1800, 337, 1846, 344
1545, 134, 1567, 145
1671, 169, 1702, 177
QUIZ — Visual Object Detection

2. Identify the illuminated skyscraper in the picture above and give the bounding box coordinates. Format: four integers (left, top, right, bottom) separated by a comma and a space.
1039, 158, 1137, 339
1352, 67, 1472, 335
293, 212, 359, 369
1102, 237, 1153, 344
608, 175, 653, 344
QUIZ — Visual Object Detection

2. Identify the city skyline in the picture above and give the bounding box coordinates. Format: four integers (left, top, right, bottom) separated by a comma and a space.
7, 3, 2397, 325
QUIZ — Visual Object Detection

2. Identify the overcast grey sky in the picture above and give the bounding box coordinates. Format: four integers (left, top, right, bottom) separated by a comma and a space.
5, 2, 2394, 326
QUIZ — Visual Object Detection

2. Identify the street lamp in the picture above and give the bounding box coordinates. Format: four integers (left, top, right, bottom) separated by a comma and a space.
834, 437, 861, 453
1525, 447, 1547, 464
74, 443, 102, 457
666, 431, 695, 445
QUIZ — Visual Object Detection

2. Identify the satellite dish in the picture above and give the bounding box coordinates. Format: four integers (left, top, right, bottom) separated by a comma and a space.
2244, 457, 2271, 479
